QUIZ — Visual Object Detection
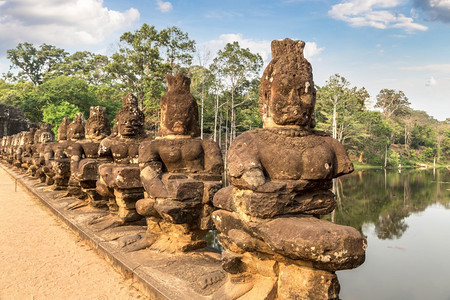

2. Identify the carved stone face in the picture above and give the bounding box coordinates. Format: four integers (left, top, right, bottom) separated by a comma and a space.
159, 73, 200, 137
58, 117, 71, 141
85, 122, 109, 139
40, 132, 53, 143
27, 128, 36, 145
18, 132, 26, 146
117, 110, 143, 137
68, 124, 85, 140
12, 134, 20, 146
67, 113, 85, 141
114, 93, 144, 138
270, 75, 315, 127
85, 106, 110, 140
259, 38, 316, 128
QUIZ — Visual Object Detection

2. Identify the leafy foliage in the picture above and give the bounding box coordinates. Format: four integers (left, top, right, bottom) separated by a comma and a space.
375, 89, 411, 119
42, 101, 79, 137
6, 43, 68, 85
1, 29, 448, 166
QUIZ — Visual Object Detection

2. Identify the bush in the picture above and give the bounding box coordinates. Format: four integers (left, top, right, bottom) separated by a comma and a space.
386, 149, 400, 167
42, 101, 79, 138
418, 147, 435, 162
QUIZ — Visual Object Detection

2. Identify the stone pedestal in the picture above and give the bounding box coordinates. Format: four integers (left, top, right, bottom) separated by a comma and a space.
136, 174, 222, 253
97, 164, 144, 222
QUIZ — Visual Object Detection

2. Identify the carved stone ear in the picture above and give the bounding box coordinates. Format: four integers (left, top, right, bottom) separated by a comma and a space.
166, 73, 175, 90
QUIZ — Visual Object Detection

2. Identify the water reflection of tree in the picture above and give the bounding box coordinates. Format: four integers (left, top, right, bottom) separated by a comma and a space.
324, 168, 450, 240
375, 208, 409, 239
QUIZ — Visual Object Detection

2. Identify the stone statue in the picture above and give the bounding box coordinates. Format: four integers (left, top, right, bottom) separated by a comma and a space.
0, 136, 7, 160
211, 39, 366, 299
19, 128, 37, 170
132, 73, 223, 253
33, 124, 54, 182
92, 93, 148, 229
52, 113, 86, 190
68, 106, 111, 208
13, 131, 27, 168
10, 132, 19, 166
40, 118, 72, 186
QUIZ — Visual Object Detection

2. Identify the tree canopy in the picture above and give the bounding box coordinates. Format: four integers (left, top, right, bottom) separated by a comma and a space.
1, 26, 448, 167
6, 43, 67, 85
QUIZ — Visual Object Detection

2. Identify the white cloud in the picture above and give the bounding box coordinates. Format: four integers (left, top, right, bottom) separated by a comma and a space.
304, 42, 324, 61
429, 0, 450, 9
329, 0, 428, 32
203, 33, 272, 63
203, 34, 323, 67
155, 0, 173, 13
413, 0, 450, 23
426, 76, 437, 86
0, 0, 139, 52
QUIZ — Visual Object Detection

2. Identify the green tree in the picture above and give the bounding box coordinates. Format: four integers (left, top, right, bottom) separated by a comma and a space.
42, 101, 79, 137
159, 26, 196, 74
436, 120, 450, 161
316, 74, 368, 143
46, 51, 109, 85
89, 84, 124, 124
190, 64, 212, 138
189, 48, 213, 138
351, 110, 393, 164
6, 43, 68, 85
106, 23, 167, 112
375, 89, 411, 119
210, 41, 263, 143
0, 80, 42, 122
38, 75, 96, 117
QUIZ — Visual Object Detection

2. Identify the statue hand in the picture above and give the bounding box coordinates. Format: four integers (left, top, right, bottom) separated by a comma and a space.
242, 168, 266, 189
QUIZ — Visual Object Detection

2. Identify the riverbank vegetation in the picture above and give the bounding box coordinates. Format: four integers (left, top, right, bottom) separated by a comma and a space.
1, 24, 448, 167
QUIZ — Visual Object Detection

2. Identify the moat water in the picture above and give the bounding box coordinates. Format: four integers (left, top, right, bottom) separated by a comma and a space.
205, 168, 450, 299
333, 168, 450, 300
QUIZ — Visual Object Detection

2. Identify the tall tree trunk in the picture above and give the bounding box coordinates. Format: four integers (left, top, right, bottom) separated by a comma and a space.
230, 88, 236, 144
213, 93, 219, 142
332, 95, 337, 140
404, 126, 407, 151
338, 122, 344, 143
384, 144, 388, 168
200, 80, 204, 139
224, 114, 229, 187
218, 113, 222, 149
225, 98, 229, 152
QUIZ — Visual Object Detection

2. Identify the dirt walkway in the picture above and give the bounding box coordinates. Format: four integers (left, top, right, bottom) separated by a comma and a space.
0, 166, 146, 300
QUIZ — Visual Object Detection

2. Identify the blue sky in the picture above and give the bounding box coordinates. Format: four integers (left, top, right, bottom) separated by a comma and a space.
0, 0, 449, 120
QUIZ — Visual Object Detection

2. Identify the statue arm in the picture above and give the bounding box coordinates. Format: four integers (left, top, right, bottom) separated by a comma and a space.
70, 143, 83, 175
201, 140, 224, 174
228, 133, 265, 190
139, 141, 168, 197
325, 137, 354, 177
43, 144, 54, 165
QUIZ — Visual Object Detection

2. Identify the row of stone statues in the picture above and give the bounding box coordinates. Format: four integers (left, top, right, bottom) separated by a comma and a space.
0, 39, 366, 299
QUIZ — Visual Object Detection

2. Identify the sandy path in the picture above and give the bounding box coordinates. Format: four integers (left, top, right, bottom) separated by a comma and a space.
0, 167, 146, 300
